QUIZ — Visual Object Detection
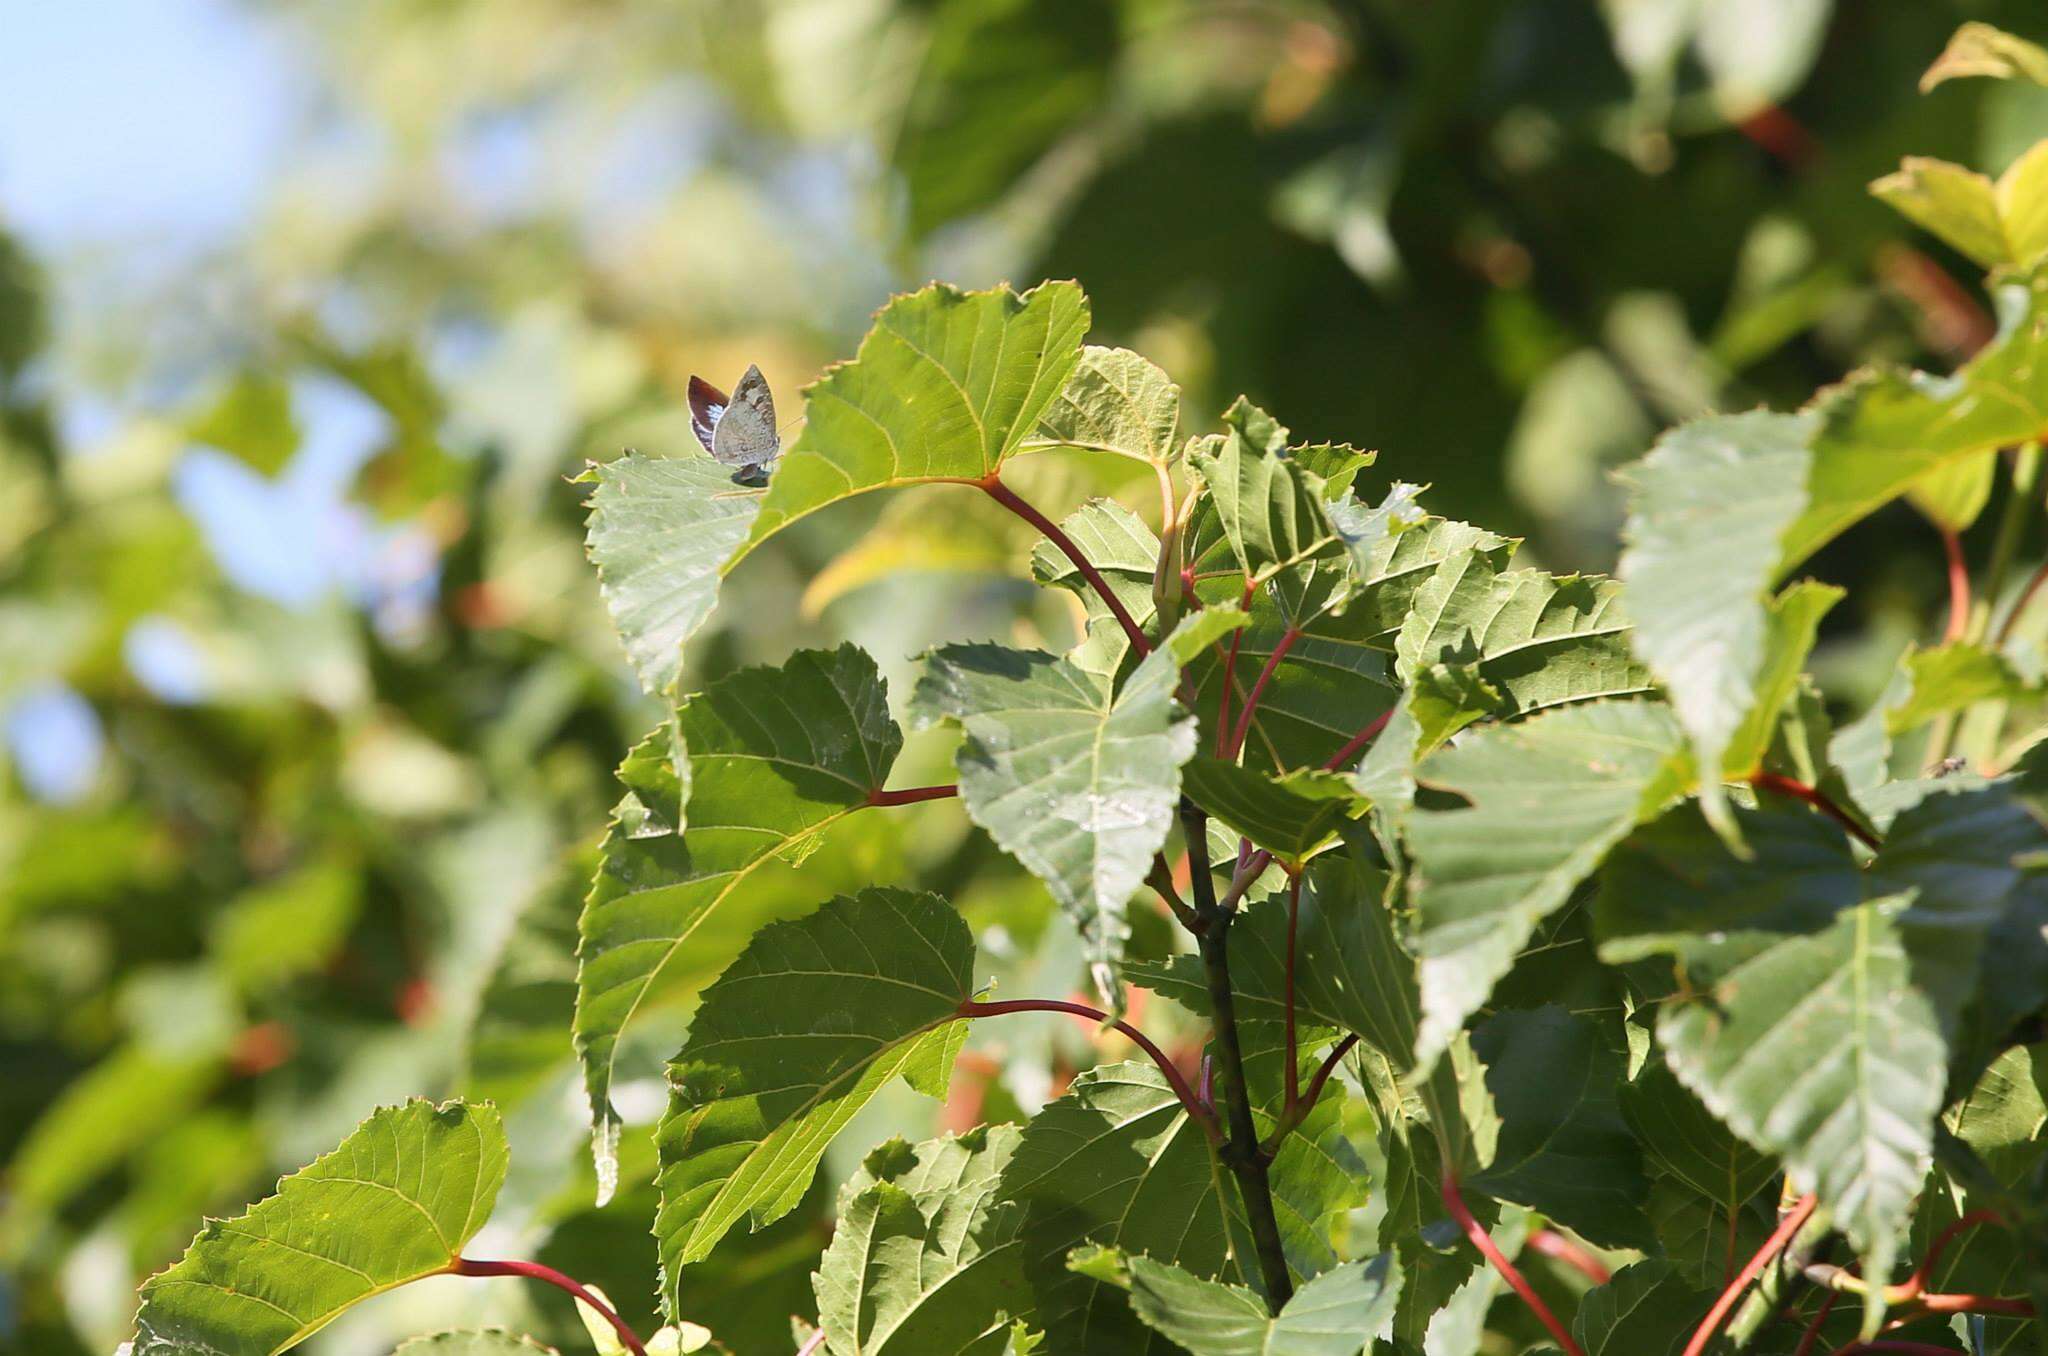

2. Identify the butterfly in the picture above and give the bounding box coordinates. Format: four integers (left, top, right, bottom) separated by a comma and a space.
688, 365, 780, 485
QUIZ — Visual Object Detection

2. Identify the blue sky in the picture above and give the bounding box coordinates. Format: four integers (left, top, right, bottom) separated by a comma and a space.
0, 0, 295, 248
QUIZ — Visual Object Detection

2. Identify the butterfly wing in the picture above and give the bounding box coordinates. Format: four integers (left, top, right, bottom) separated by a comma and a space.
710, 364, 780, 471
687, 376, 729, 457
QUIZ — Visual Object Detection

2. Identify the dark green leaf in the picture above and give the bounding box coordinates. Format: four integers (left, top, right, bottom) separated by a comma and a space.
578, 645, 904, 1195
653, 889, 975, 1286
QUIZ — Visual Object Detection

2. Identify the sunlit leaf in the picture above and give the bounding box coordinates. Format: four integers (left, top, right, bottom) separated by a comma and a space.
1029, 346, 1181, 464
813, 1127, 1033, 1355
653, 889, 974, 1287
577, 645, 903, 1196
1081, 1249, 1401, 1356
131, 1101, 506, 1356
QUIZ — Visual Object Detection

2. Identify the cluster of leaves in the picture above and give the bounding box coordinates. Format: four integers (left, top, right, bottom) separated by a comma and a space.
117, 24, 2048, 1355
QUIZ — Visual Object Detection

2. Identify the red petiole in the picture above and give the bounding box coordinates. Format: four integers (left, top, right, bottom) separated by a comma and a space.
452, 1258, 647, 1356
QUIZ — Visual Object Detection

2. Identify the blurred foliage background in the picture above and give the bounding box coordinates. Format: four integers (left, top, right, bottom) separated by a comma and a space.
4, 1, 2047, 1352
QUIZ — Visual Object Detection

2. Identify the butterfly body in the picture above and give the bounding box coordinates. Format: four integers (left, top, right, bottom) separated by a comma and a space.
688, 365, 780, 484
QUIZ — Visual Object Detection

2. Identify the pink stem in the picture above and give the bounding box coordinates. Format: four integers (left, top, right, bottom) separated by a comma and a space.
1441, 1171, 1585, 1356
979, 475, 1151, 656
1228, 627, 1301, 757
1323, 708, 1392, 771
452, 1258, 647, 1356
958, 997, 1216, 1140
1682, 1193, 1818, 1356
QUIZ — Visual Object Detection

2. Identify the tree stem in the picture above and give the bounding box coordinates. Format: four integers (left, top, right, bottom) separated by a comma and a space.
867, 783, 958, 807
1323, 708, 1392, 771
1682, 1193, 1818, 1356
452, 1258, 647, 1356
1941, 528, 1970, 644
1440, 1170, 1584, 1356
1750, 773, 1882, 851
957, 997, 1216, 1141
1181, 801, 1294, 1310
1227, 627, 1301, 757
979, 474, 1151, 656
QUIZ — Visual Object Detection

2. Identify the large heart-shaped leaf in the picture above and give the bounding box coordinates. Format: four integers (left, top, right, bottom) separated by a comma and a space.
576, 645, 903, 1196
653, 889, 974, 1288
737, 281, 1090, 564
131, 1100, 506, 1356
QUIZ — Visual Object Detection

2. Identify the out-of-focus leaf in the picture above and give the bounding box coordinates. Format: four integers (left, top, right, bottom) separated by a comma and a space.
577, 645, 903, 1197
188, 371, 299, 476
1081, 1249, 1401, 1356
738, 282, 1089, 563
1617, 411, 1812, 831
1594, 799, 1863, 973
130, 1101, 506, 1356
393, 1333, 559, 1355
998, 1062, 1230, 1355
209, 858, 360, 994
581, 450, 762, 696
912, 611, 1242, 996
894, 0, 1115, 238
1922, 20, 2048, 90
1407, 701, 1690, 1071
465, 859, 583, 1111
1870, 157, 2010, 269
1782, 266, 2048, 569
1884, 642, 2038, 735
653, 890, 973, 1285
812, 1127, 1032, 1355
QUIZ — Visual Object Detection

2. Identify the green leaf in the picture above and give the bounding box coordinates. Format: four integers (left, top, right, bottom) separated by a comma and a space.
1029, 498, 1162, 676
912, 612, 1239, 992
1029, 346, 1181, 463
465, 858, 583, 1111
1393, 547, 1653, 724
1620, 1064, 1777, 1244
1906, 448, 1997, 532
1466, 1006, 1654, 1250
999, 1062, 1231, 1354
653, 889, 974, 1286
1721, 581, 1842, 778
1593, 799, 1863, 973
1129, 852, 1420, 1074
131, 1100, 506, 1356
1870, 157, 2009, 269
813, 1127, 1033, 1356
1569, 1261, 1712, 1356
894, 0, 1115, 239
1179, 759, 1366, 865
737, 282, 1090, 563
1617, 411, 1813, 830
1922, 21, 2048, 90
1406, 701, 1690, 1071
1658, 902, 1945, 1282
1187, 399, 1354, 626
576, 644, 903, 1194
188, 370, 299, 476
1781, 266, 2048, 569
1086, 1251, 1401, 1356
393, 1333, 559, 1356
1884, 642, 2037, 735
582, 451, 764, 696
